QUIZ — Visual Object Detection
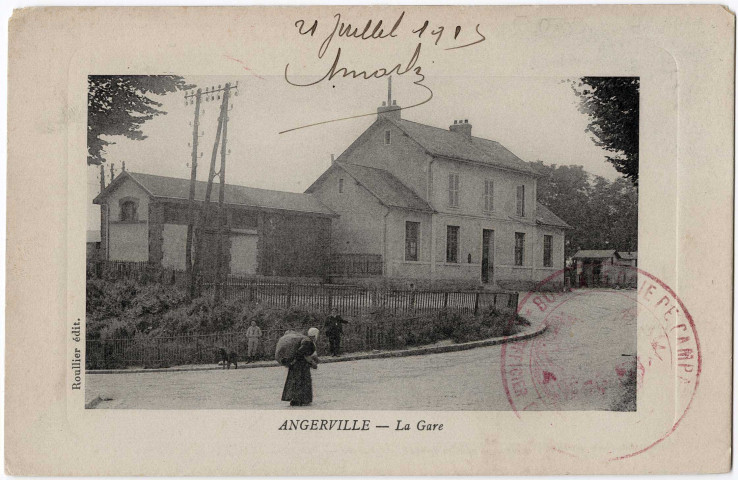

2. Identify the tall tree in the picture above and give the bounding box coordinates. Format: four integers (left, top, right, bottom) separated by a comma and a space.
88, 75, 191, 165
598, 177, 638, 252
573, 77, 639, 186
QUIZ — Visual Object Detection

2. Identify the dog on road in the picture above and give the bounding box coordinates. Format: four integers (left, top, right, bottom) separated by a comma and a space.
215, 347, 238, 369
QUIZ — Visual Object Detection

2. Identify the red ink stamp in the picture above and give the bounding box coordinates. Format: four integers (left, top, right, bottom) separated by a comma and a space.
501, 267, 701, 461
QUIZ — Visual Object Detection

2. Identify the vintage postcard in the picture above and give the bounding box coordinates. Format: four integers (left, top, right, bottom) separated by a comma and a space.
6, 5, 734, 475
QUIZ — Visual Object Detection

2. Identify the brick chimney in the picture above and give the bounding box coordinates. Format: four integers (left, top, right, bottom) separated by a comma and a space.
449, 119, 472, 138
377, 76, 401, 120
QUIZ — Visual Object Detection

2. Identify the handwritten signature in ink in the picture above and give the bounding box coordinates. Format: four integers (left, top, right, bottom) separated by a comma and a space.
281, 12, 486, 133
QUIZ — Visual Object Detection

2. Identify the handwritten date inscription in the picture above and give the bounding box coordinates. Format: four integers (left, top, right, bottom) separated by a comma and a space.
281, 12, 486, 133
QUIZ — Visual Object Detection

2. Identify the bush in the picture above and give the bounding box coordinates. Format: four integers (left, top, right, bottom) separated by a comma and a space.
445, 306, 525, 344
86, 277, 533, 368
87, 277, 531, 345
86, 278, 188, 340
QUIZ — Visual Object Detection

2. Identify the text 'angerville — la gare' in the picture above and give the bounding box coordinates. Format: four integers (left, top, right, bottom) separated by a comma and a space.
278, 419, 444, 431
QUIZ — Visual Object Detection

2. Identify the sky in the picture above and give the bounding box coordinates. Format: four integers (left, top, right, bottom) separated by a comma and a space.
87, 74, 623, 230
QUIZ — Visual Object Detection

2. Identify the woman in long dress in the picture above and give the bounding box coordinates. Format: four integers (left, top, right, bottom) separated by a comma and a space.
282, 328, 319, 406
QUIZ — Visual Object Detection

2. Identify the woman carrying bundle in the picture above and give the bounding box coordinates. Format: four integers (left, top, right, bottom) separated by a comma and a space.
280, 327, 320, 407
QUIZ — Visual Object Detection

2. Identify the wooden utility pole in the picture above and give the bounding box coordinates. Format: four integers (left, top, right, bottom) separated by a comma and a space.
214, 85, 232, 302
191, 83, 238, 299
184, 88, 202, 299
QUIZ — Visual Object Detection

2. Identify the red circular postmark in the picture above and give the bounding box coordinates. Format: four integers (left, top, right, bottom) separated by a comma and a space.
501, 267, 701, 461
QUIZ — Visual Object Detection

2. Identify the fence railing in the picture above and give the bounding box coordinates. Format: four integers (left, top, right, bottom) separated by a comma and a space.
330, 253, 383, 277
87, 260, 186, 286
87, 261, 518, 316
86, 313, 488, 370
86, 261, 520, 369
87, 330, 285, 370
88, 261, 517, 315
201, 277, 518, 316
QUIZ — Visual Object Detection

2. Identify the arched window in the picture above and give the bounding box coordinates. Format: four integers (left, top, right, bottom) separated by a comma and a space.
119, 199, 138, 222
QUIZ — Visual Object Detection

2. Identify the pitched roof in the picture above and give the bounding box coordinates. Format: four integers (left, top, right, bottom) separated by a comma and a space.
572, 249, 619, 259
337, 163, 434, 212
386, 118, 538, 175
94, 171, 336, 217
536, 203, 572, 229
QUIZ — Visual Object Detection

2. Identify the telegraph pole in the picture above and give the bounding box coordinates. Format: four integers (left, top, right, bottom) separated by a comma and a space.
184, 88, 202, 299
191, 82, 238, 300
214, 85, 232, 302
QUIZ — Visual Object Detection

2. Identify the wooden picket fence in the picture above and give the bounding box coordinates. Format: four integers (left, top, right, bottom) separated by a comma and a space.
87, 260, 186, 286
329, 253, 383, 276
87, 330, 285, 370
86, 261, 520, 370
86, 313, 484, 370
201, 277, 518, 317
87, 261, 518, 316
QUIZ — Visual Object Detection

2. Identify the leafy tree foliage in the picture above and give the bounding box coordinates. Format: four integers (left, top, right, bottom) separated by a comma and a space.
88, 75, 191, 165
531, 161, 638, 260
573, 77, 639, 186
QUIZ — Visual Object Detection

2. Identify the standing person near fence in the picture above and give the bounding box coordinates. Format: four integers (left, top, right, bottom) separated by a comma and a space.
324, 308, 349, 357
245, 321, 262, 363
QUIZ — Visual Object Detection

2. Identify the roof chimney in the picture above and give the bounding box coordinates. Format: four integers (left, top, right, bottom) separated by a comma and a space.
377, 76, 401, 120
449, 118, 472, 138
331, 154, 335, 163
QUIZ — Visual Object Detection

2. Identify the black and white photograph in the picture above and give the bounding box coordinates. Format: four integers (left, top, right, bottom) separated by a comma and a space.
7, 5, 733, 476
85, 74, 639, 411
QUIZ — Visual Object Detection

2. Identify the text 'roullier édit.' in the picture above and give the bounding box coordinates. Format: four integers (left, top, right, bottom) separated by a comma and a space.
71, 319, 82, 390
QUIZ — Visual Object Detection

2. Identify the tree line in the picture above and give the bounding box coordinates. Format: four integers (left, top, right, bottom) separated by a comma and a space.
530, 161, 638, 260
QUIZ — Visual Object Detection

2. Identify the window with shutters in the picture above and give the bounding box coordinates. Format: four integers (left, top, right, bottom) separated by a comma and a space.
448, 173, 460, 207
484, 179, 494, 212
384, 130, 391, 145
516, 185, 526, 217
338, 178, 344, 193
405, 221, 420, 261
543, 235, 553, 267
515, 232, 525, 266
446, 226, 459, 263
